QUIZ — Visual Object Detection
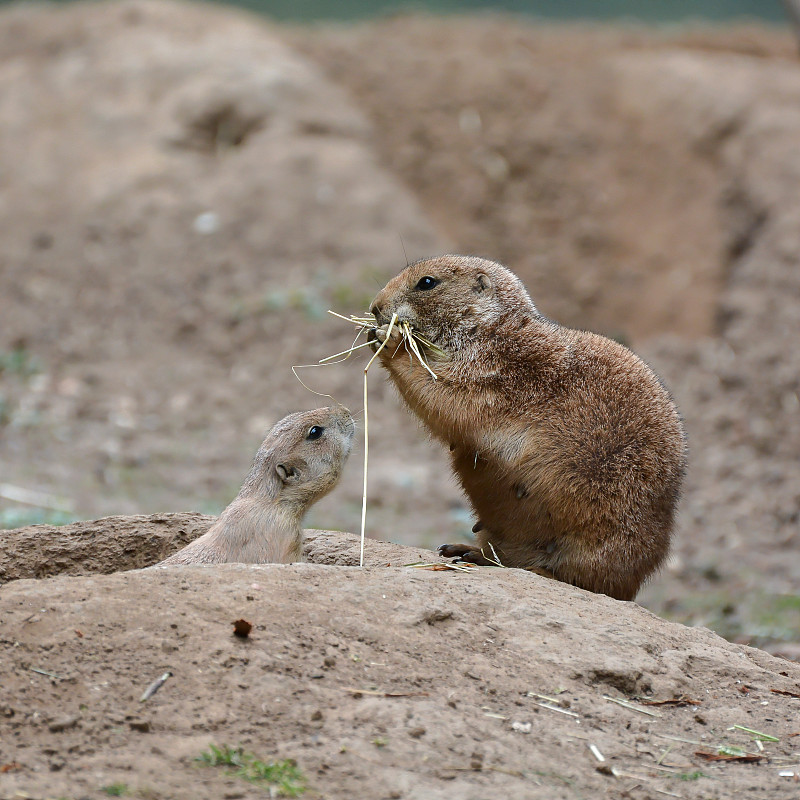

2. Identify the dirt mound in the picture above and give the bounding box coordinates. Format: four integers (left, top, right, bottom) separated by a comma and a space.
3, 513, 800, 799
0, 512, 214, 583
0, 513, 434, 582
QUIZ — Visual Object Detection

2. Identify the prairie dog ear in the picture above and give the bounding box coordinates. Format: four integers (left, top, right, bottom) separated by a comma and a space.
276, 463, 300, 485
474, 273, 493, 294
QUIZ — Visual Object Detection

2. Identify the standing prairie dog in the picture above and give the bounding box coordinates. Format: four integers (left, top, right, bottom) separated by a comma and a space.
158, 406, 354, 566
369, 255, 686, 601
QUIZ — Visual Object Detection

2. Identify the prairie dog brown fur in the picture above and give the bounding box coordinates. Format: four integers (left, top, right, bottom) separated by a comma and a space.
158, 406, 355, 566
370, 255, 685, 601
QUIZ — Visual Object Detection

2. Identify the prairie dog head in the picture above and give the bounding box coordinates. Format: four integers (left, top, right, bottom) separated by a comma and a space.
370, 255, 536, 351
241, 406, 355, 506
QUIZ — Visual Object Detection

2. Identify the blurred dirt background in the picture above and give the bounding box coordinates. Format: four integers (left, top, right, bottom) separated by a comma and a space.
1, 0, 800, 655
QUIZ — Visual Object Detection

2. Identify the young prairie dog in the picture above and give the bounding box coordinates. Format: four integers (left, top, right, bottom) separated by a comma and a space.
369, 255, 686, 601
158, 406, 355, 566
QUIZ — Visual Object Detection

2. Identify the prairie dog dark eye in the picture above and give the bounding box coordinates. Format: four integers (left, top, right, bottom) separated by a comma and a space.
415, 276, 439, 291
306, 425, 325, 441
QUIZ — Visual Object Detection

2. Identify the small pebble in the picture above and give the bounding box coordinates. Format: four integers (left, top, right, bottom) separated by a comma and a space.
193, 211, 219, 235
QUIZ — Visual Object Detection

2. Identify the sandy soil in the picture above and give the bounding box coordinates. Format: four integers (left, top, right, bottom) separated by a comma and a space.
2, 2, 800, 796
4, 514, 800, 799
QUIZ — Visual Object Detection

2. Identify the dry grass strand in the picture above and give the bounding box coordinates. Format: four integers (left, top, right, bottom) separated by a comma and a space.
295, 309, 443, 566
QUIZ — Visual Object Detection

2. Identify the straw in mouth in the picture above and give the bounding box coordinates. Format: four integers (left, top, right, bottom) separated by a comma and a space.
329, 310, 444, 567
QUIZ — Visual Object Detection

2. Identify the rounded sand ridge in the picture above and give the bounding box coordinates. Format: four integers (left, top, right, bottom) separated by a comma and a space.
2, 513, 800, 798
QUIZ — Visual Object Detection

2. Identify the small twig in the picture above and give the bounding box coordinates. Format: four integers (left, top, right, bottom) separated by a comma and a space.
588, 744, 605, 762
341, 687, 429, 698
291, 315, 369, 397
318, 340, 374, 363
410, 330, 448, 359
320, 309, 445, 568
537, 702, 579, 718
695, 750, 763, 763
360, 312, 398, 567
402, 321, 438, 380
771, 688, 800, 699
604, 695, 661, 717
0, 483, 74, 513
290, 363, 337, 401
482, 542, 505, 567
656, 743, 676, 766
405, 561, 478, 572
30, 667, 63, 680
729, 724, 779, 742
527, 692, 563, 704
140, 671, 173, 702
562, 730, 590, 742
326, 310, 372, 327
602, 767, 652, 782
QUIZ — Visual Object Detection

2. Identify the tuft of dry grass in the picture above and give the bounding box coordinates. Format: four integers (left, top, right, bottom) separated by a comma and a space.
294, 310, 443, 566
